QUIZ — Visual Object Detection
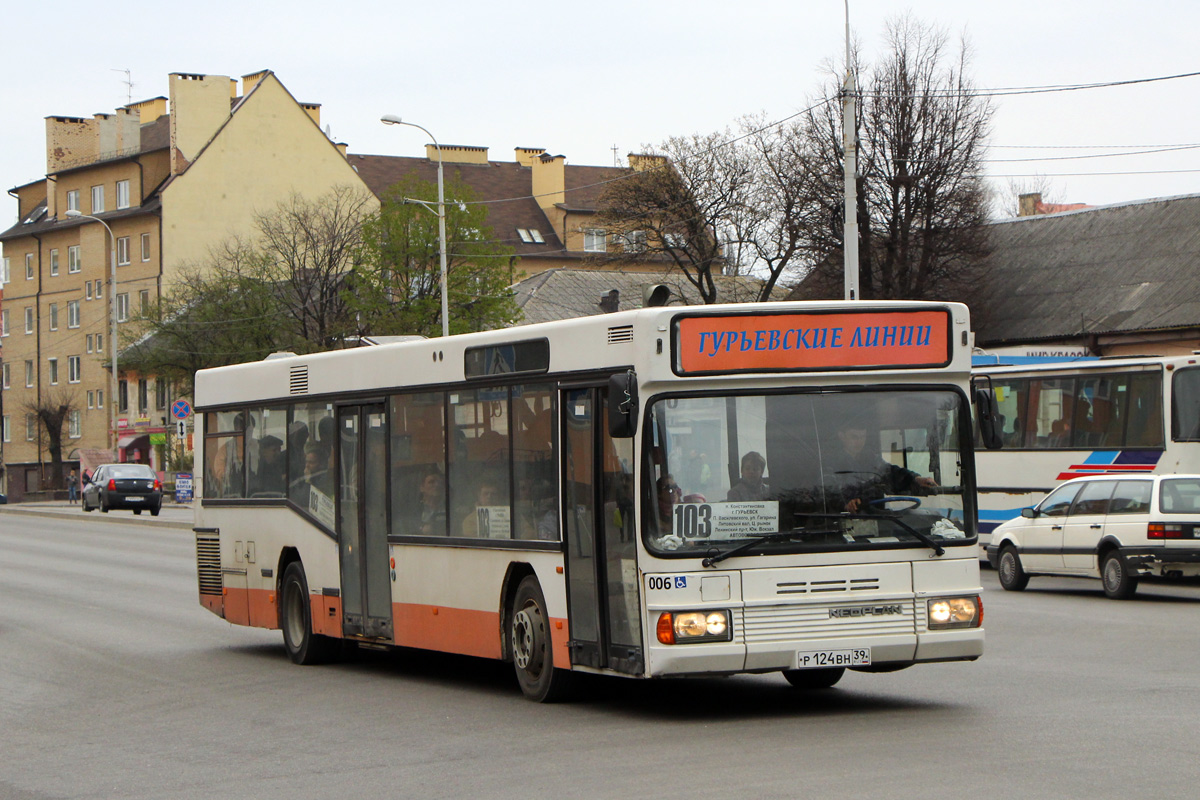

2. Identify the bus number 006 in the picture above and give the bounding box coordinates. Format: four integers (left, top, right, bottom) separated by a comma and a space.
673, 503, 713, 538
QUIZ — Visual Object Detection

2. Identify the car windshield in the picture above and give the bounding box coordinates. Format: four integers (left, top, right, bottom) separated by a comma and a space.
643, 389, 974, 557
108, 465, 155, 479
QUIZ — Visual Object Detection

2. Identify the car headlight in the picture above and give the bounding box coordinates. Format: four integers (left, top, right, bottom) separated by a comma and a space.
655, 610, 732, 644
927, 595, 982, 630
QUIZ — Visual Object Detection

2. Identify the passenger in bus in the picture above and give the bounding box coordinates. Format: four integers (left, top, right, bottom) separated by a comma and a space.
1048, 418, 1070, 447
252, 435, 287, 496
657, 474, 682, 532
827, 423, 936, 513
461, 478, 504, 537
297, 443, 333, 497
418, 471, 447, 536
727, 451, 769, 502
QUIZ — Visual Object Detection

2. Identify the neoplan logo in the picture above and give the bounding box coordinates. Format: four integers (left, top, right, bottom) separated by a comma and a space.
829, 605, 904, 619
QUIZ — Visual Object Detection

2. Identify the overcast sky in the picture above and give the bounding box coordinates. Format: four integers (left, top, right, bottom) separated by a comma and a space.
5, 1, 1199, 214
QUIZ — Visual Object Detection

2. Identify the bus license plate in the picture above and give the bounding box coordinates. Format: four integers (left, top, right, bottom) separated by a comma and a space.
795, 648, 871, 669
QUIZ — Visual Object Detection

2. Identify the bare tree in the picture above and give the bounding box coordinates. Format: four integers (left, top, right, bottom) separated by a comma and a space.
798, 14, 993, 300
26, 391, 78, 491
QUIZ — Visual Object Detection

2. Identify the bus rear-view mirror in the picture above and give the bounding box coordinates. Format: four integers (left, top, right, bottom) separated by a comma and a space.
608, 370, 639, 439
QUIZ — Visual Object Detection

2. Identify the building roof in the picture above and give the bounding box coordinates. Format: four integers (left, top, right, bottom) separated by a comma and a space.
509, 267, 776, 326
348, 153, 628, 261
968, 194, 1200, 345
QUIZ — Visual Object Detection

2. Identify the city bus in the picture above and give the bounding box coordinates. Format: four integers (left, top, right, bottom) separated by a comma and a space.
973, 353, 1200, 554
194, 300, 989, 701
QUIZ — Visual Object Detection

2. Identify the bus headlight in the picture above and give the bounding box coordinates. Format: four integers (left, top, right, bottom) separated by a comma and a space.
927, 596, 982, 629
656, 610, 732, 644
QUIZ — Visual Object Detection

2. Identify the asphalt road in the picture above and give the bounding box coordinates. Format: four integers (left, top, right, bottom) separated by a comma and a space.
1, 508, 1198, 799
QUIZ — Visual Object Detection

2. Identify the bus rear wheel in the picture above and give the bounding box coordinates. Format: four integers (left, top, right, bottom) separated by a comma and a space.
782, 667, 845, 689
281, 562, 340, 665
511, 576, 572, 702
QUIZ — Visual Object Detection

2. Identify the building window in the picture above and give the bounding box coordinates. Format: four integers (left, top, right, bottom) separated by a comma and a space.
67, 190, 79, 211
117, 293, 129, 322
2, 415, 9, 444
156, 379, 167, 410
50, 249, 59, 276
68, 300, 80, 329
25, 360, 33, 388
91, 185, 105, 214
86, 282, 93, 300
97, 389, 104, 409
26, 414, 36, 441
69, 355, 81, 384
119, 380, 129, 413
87, 334, 94, 353
48, 358, 59, 385
24, 307, 33, 334
621, 230, 647, 253
139, 289, 150, 312
96, 332, 104, 352
1, 309, 7, 337
117, 180, 130, 209
95, 279, 103, 298
517, 228, 533, 243
1, 256, 9, 285
69, 410, 82, 439
68, 245, 81, 273
1, 362, 8, 389
664, 232, 686, 248
584, 229, 607, 252
87, 391, 95, 409
26, 253, 34, 279
49, 303, 58, 331
141, 232, 151, 261
138, 378, 149, 413
117, 237, 130, 266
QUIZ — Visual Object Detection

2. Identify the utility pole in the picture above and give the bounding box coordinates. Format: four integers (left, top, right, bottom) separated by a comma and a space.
842, 0, 860, 301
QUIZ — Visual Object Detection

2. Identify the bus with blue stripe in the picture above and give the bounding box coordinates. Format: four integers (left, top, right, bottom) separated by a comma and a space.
973, 352, 1200, 556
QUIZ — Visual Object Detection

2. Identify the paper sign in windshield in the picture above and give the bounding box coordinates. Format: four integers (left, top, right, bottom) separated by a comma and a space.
672, 501, 780, 541
675, 309, 951, 373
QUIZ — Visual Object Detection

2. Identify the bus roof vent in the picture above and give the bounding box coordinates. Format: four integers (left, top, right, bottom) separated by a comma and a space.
607, 325, 634, 345
289, 365, 309, 395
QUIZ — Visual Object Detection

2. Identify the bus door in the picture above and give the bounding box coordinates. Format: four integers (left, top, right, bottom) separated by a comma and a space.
336, 404, 394, 640
561, 385, 642, 675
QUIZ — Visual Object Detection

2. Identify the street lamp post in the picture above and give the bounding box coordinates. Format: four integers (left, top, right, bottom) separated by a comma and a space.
380, 114, 450, 338
65, 209, 119, 453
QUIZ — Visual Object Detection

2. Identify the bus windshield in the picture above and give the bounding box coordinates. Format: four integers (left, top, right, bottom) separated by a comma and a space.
644, 388, 973, 557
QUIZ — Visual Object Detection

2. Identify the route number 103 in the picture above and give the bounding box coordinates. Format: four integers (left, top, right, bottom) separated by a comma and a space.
673, 503, 712, 538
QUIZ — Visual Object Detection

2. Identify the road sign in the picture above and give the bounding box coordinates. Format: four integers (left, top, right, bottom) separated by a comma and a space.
177, 420, 187, 438
171, 400, 193, 420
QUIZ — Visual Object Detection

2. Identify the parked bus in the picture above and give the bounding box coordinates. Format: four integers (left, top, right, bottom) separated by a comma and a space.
194, 300, 988, 701
974, 353, 1200, 554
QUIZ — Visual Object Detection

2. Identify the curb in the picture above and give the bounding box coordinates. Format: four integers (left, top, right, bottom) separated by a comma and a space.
0, 506, 193, 531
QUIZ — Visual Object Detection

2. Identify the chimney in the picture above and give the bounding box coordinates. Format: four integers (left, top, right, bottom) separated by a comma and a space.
1018, 193, 1042, 217
335, 142, 348, 158
126, 96, 168, 123
242, 70, 271, 94
532, 153, 566, 212
45, 116, 96, 173
429, 143, 488, 164
169, 73, 235, 175
514, 147, 546, 167
628, 153, 667, 172
599, 289, 621, 314
300, 102, 321, 128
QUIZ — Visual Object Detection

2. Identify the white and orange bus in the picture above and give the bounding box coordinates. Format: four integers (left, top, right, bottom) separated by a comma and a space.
194, 300, 988, 701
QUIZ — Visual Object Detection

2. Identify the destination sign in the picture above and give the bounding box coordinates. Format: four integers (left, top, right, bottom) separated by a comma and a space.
674, 309, 951, 374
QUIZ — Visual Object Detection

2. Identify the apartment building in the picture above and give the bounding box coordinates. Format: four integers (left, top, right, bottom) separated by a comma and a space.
0, 71, 369, 500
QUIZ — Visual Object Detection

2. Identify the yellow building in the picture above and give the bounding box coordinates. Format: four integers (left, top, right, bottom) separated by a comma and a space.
0, 71, 370, 500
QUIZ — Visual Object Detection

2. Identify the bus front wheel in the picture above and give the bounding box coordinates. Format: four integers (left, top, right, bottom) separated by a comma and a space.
281, 562, 340, 665
511, 576, 572, 702
782, 667, 845, 689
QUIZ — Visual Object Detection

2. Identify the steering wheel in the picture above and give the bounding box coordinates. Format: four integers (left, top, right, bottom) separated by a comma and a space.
866, 495, 922, 511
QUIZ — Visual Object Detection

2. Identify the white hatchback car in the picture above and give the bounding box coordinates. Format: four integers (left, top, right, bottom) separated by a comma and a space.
987, 474, 1200, 599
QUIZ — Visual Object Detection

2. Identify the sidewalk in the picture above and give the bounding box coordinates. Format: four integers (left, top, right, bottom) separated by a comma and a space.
0, 499, 195, 530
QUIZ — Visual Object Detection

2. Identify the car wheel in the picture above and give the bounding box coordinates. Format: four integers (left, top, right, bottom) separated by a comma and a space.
998, 546, 1029, 591
99, 496, 109, 513
133, 509, 142, 515
150, 505, 161, 517
281, 562, 341, 665
82, 495, 93, 512
1101, 551, 1138, 599
782, 667, 845, 689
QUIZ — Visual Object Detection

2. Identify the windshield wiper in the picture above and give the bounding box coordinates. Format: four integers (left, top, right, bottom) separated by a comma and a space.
791, 511, 946, 557
702, 527, 839, 568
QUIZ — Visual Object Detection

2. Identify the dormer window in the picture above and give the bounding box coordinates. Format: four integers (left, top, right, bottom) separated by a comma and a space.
584, 229, 607, 253
517, 229, 533, 243
517, 228, 547, 244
